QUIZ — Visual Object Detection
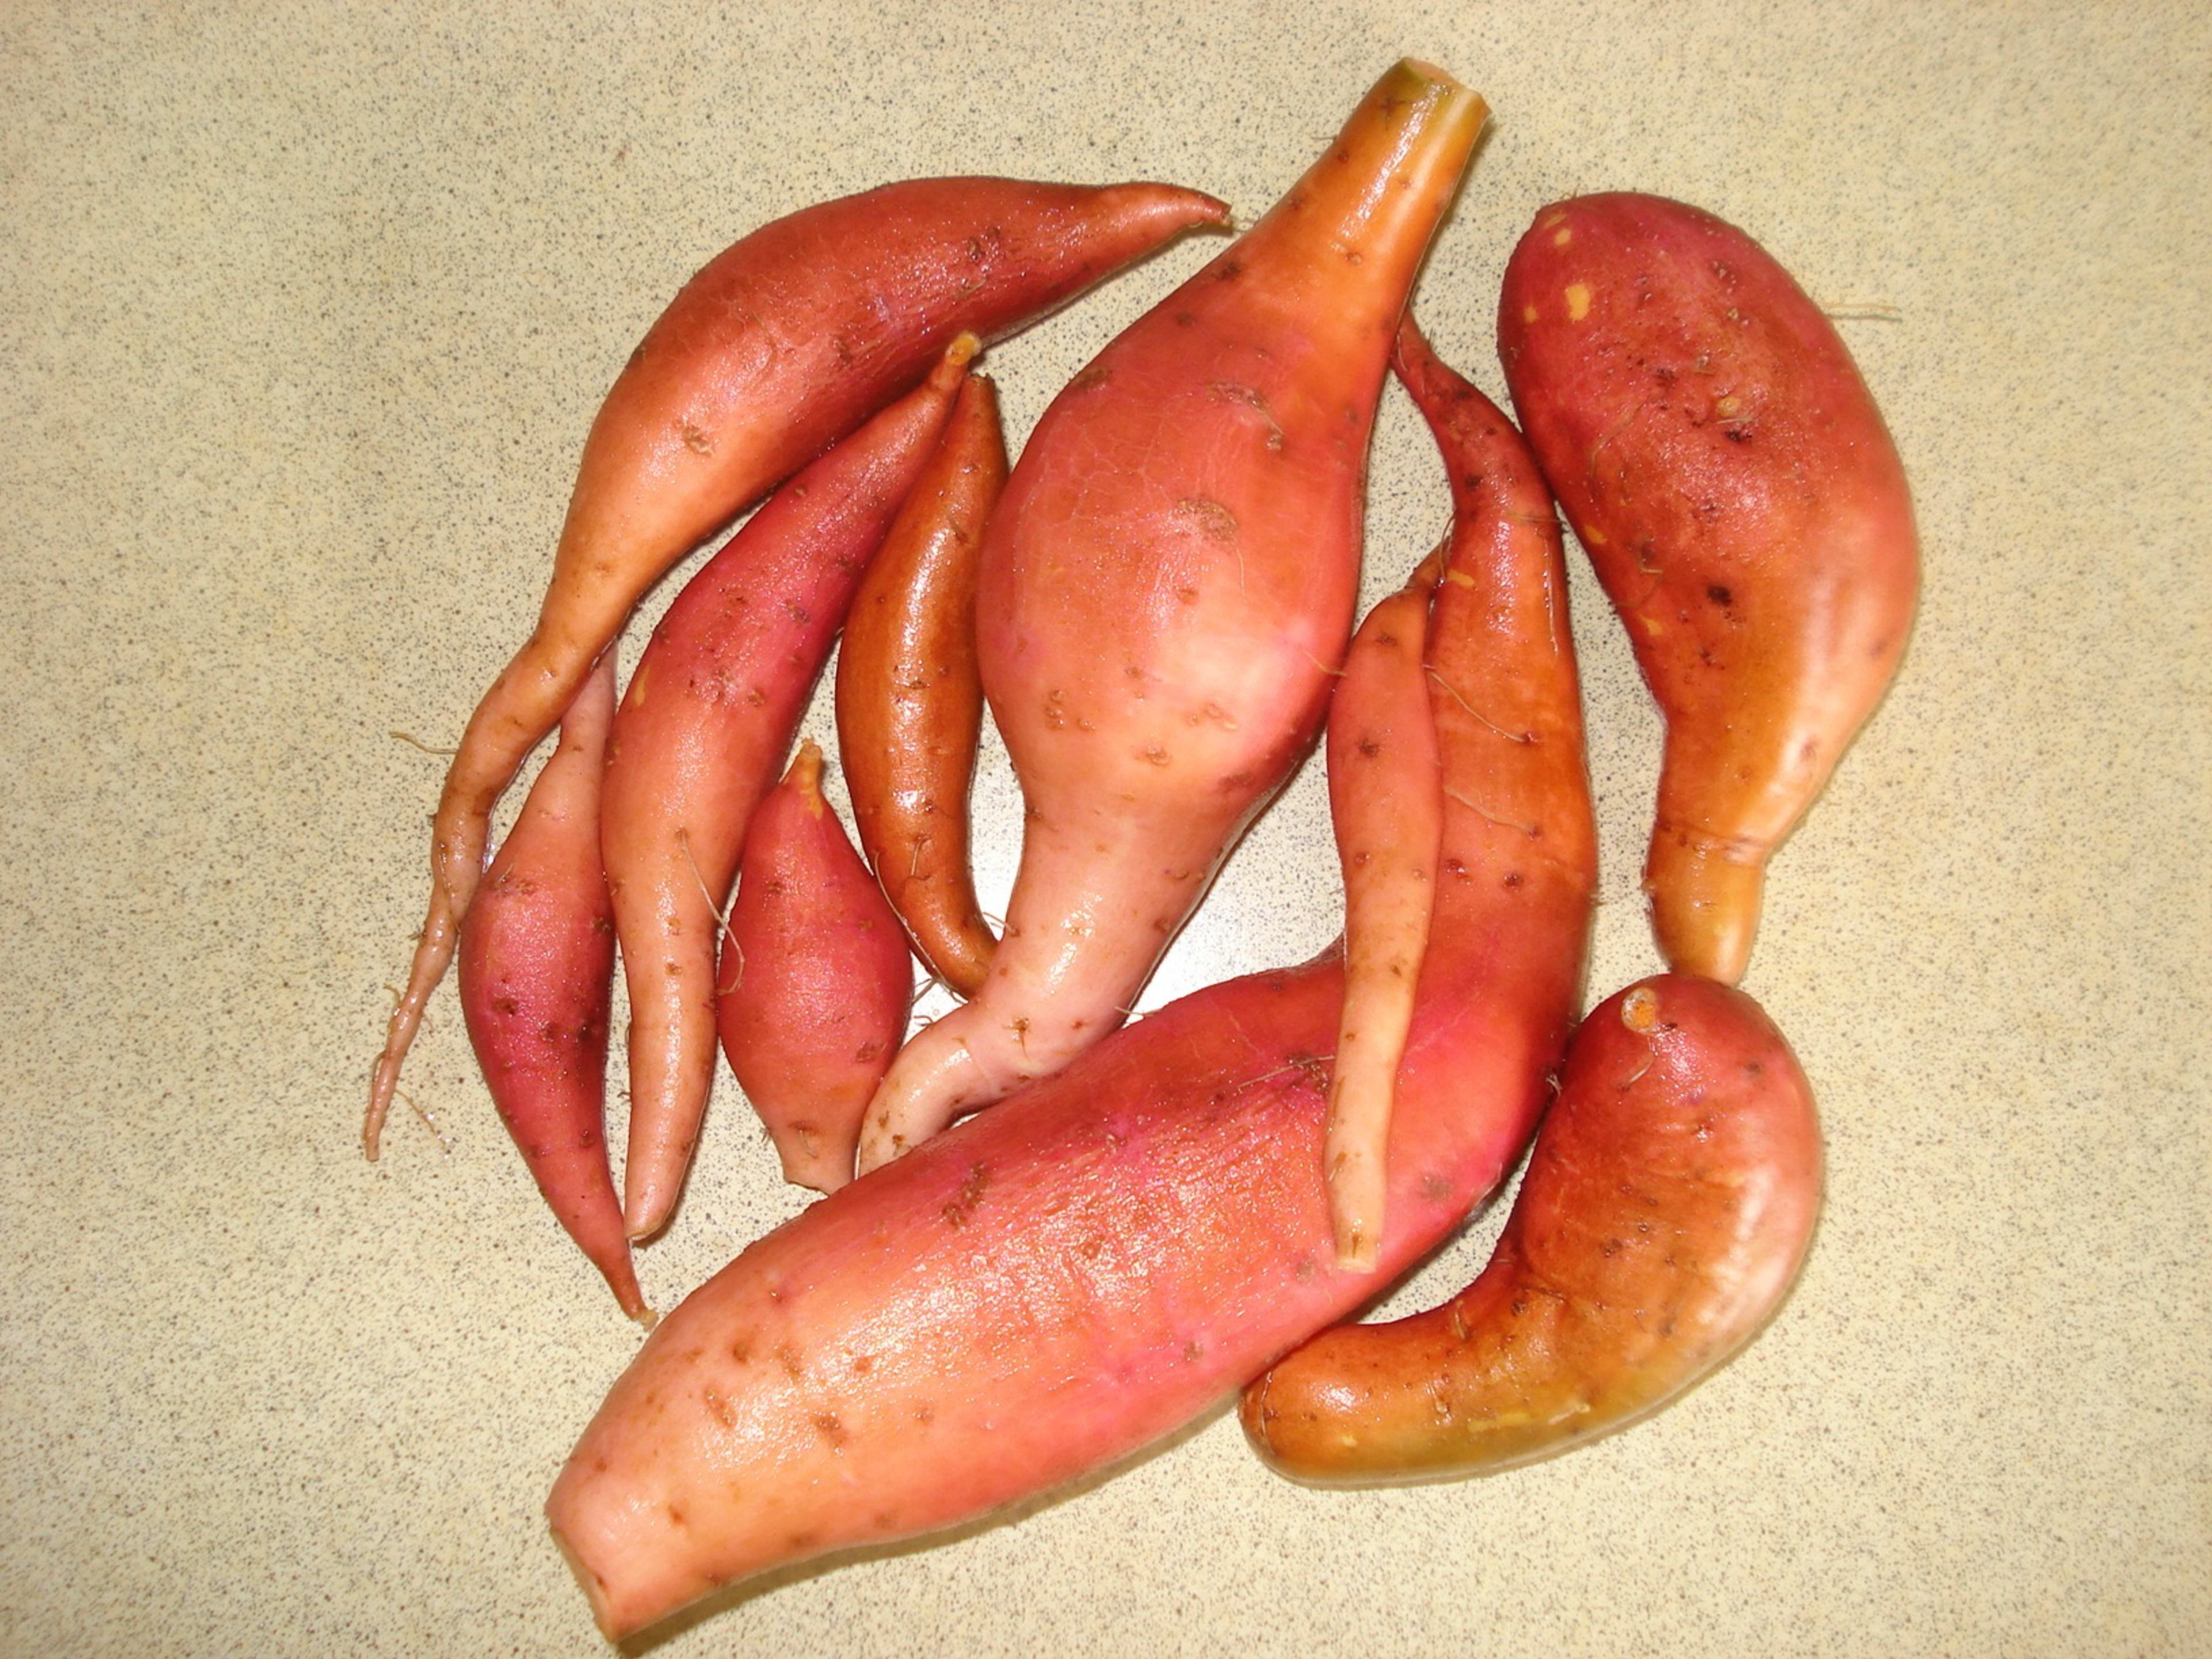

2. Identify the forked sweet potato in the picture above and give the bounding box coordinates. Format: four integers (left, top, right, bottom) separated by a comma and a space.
717, 744, 915, 1194
1498, 192, 1919, 983
1241, 974, 1821, 1482
856, 60, 1491, 1172
543, 342, 1596, 1637
366, 178, 1228, 1155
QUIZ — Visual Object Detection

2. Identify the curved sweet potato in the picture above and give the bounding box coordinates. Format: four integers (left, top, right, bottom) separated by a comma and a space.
1240, 974, 1821, 1482
717, 743, 915, 1194
366, 177, 1228, 1156
543, 324, 1595, 1638
834, 370, 1007, 997
455, 653, 646, 1321
604, 342, 971, 1243
856, 60, 1491, 1172
1497, 192, 1919, 983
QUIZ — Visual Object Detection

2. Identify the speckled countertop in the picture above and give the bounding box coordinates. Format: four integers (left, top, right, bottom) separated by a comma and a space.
2, 3, 2205, 1653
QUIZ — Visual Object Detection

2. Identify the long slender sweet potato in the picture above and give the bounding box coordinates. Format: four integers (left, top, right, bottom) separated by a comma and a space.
834, 370, 1008, 997
366, 177, 1229, 1156
855, 61, 1490, 1172
543, 353, 1596, 1637
1240, 974, 1821, 1482
604, 343, 974, 1243
717, 744, 915, 1194
1321, 565, 1443, 1272
455, 654, 646, 1322
1498, 192, 1919, 984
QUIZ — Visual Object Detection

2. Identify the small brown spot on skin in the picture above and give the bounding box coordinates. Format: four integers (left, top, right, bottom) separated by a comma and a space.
942, 1162, 991, 1228
812, 1412, 849, 1449
1707, 584, 1732, 606
702, 1389, 736, 1430
1503, 871, 1524, 888
777, 1344, 805, 1381
679, 422, 712, 455
666, 1504, 687, 1527
1184, 1340, 1205, 1363
912, 1403, 935, 1426
1358, 737, 1382, 759
1422, 1173, 1455, 1202
1068, 362, 1111, 393
1214, 258, 1243, 282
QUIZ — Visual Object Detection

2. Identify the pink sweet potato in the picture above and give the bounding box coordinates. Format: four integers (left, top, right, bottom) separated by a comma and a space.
856, 60, 1491, 1172
541, 311, 1596, 1638
1241, 974, 1821, 1482
717, 743, 916, 1194
1498, 192, 1919, 984
455, 654, 646, 1322
367, 177, 1228, 1155
602, 342, 972, 1243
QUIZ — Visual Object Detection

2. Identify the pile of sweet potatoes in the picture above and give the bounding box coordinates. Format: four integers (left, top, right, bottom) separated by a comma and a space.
366, 59, 1915, 1640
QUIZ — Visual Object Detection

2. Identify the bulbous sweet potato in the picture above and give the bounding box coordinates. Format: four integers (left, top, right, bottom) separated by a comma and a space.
856, 60, 1491, 1172
543, 308, 1596, 1638
717, 743, 915, 1194
1498, 192, 1919, 984
1241, 974, 1821, 1482
367, 177, 1228, 1156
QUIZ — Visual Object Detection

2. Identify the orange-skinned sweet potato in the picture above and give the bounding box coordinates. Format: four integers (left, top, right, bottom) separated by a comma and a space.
855, 60, 1491, 1172
717, 743, 916, 1194
834, 370, 1008, 997
543, 346, 1595, 1639
366, 177, 1228, 1156
1497, 192, 1919, 984
1241, 974, 1821, 1482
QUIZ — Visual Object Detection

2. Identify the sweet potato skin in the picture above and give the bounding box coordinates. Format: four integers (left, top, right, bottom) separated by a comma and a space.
1241, 974, 1821, 1483
717, 744, 915, 1194
456, 654, 645, 1321
368, 177, 1228, 1155
1498, 192, 1918, 983
834, 371, 1007, 997
544, 313, 1596, 1638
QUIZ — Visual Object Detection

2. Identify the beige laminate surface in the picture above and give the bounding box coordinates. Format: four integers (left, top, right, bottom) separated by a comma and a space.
2, 3, 2206, 1653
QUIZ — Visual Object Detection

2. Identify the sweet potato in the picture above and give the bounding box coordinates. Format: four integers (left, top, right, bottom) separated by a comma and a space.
834, 370, 1007, 997
1321, 564, 1444, 1272
1241, 974, 1821, 1482
543, 353, 1596, 1638
366, 177, 1229, 1156
855, 60, 1491, 1172
1497, 192, 1919, 984
603, 342, 972, 1243
716, 743, 915, 1194
455, 654, 646, 1322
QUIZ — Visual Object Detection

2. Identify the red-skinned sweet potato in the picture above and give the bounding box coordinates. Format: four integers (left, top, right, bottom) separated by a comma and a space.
1241, 974, 1821, 1482
603, 342, 972, 1243
717, 743, 915, 1194
856, 60, 1491, 1172
834, 370, 1008, 997
542, 348, 1596, 1638
366, 177, 1228, 1155
1497, 192, 1919, 984
455, 654, 646, 1322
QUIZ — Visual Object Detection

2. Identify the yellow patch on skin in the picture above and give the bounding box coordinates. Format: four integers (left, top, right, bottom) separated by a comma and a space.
1552, 225, 1573, 247
1446, 569, 1477, 588
1715, 395, 1741, 416
625, 662, 649, 709
1638, 615, 1665, 638
1521, 304, 1538, 325
1578, 524, 1608, 547
1565, 283, 1592, 321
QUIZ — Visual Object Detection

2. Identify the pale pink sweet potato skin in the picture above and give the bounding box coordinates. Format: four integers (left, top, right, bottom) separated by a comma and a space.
1242, 973, 1821, 1482
544, 350, 1596, 1639
717, 745, 916, 1194
1498, 192, 1918, 984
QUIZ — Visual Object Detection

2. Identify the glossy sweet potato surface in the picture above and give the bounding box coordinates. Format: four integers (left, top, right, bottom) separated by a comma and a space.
1498, 192, 1918, 983
1242, 974, 1821, 1483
